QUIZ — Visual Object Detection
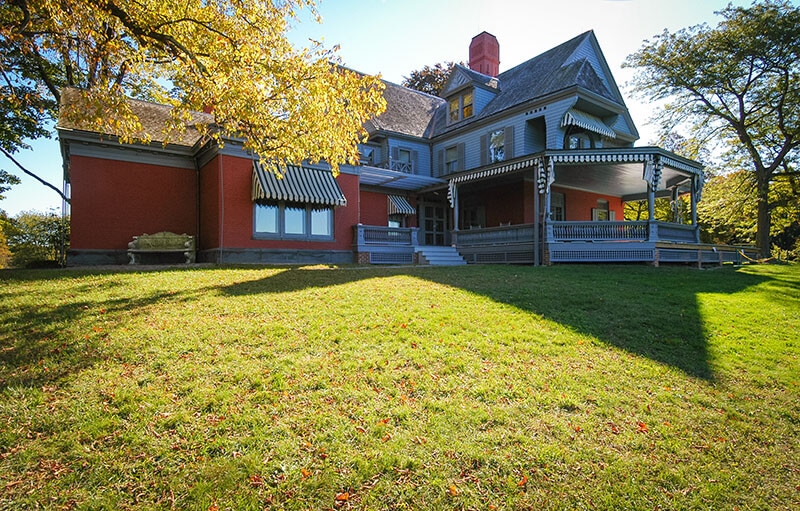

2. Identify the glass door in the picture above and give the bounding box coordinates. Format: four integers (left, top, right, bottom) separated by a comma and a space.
424, 205, 446, 246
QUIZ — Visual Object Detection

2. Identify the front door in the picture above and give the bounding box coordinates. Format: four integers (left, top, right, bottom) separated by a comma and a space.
423, 205, 447, 246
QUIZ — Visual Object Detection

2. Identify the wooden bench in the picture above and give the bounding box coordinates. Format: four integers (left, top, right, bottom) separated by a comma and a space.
128, 232, 196, 264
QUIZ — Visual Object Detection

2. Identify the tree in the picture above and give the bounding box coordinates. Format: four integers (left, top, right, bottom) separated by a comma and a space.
0, 0, 386, 199
402, 61, 462, 96
698, 170, 800, 259
626, 1, 800, 258
2, 209, 68, 267
0, 169, 20, 200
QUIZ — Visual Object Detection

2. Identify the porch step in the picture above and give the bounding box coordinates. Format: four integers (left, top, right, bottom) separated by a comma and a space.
415, 246, 467, 266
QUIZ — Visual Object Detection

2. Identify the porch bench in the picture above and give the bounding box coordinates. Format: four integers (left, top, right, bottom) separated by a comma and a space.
128, 232, 196, 264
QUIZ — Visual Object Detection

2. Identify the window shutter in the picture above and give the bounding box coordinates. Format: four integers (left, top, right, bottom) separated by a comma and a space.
504, 126, 515, 159
457, 143, 466, 171
391, 146, 399, 161
412, 150, 418, 174
437, 149, 444, 176
480, 134, 488, 166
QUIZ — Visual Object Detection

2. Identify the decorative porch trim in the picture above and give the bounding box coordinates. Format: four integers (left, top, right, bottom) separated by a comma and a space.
449, 156, 540, 186
252, 161, 347, 206
561, 109, 616, 139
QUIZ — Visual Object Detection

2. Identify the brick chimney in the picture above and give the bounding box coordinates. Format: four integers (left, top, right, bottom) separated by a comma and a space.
469, 32, 500, 77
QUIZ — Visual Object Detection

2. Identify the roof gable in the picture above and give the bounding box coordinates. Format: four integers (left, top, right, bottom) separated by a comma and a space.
440, 65, 499, 98
433, 31, 633, 135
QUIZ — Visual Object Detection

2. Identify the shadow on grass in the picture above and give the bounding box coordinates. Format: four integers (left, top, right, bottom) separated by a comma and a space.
217, 264, 774, 381
0, 269, 197, 390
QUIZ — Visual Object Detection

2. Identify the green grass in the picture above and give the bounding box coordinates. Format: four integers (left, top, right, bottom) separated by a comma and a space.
0, 263, 797, 510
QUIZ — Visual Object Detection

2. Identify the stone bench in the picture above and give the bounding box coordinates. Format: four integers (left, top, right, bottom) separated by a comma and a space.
128, 232, 195, 264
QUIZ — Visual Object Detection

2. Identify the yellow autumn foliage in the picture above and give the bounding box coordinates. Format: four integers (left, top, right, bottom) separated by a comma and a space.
2, 0, 386, 173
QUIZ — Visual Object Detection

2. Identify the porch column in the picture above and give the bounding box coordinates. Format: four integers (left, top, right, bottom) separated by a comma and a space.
448, 180, 459, 232
691, 175, 701, 242
643, 156, 662, 241
544, 157, 555, 242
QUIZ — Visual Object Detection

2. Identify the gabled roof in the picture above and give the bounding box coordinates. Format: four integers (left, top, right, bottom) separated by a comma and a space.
365, 81, 445, 138
431, 31, 632, 137
439, 65, 499, 98
57, 87, 213, 147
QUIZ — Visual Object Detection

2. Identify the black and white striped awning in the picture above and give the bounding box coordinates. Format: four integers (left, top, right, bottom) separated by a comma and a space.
387, 195, 415, 215
561, 109, 616, 139
252, 161, 347, 206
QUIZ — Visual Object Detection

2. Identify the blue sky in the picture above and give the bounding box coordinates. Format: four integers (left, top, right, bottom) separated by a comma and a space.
2, 0, 753, 216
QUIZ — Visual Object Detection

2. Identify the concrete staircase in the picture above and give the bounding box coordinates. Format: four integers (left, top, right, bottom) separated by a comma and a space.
415, 246, 467, 266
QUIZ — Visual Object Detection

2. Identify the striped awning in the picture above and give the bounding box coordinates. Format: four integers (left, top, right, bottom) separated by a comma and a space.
388, 195, 415, 215
252, 161, 347, 206
561, 109, 616, 139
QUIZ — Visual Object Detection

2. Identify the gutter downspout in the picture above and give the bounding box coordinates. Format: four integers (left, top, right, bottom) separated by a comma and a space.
218, 154, 224, 264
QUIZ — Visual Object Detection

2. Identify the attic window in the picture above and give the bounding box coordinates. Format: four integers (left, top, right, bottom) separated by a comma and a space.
447, 89, 474, 123
462, 91, 473, 118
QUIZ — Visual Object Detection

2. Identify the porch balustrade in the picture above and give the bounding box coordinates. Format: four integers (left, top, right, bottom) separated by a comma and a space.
547, 221, 699, 243
354, 225, 418, 246
374, 160, 413, 174
452, 224, 536, 246
652, 222, 698, 243
549, 221, 648, 241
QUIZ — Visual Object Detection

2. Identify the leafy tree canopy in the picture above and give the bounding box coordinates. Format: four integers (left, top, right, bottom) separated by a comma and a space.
1, 0, 386, 180
626, 0, 800, 257
402, 61, 461, 96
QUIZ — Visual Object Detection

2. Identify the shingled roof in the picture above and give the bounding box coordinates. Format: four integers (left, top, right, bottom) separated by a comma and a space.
366, 81, 445, 138
58, 87, 213, 147
430, 31, 627, 137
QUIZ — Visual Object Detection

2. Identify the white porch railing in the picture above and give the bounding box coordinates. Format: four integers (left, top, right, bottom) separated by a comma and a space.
374, 160, 413, 174
354, 225, 418, 245
548, 221, 699, 243
653, 222, 698, 243
452, 224, 535, 245
550, 221, 648, 241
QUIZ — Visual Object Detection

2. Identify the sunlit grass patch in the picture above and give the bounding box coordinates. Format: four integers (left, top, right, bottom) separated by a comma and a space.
0, 264, 797, 510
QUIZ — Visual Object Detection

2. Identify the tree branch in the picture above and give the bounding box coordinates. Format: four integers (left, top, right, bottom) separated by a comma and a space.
0, 147, 69, 203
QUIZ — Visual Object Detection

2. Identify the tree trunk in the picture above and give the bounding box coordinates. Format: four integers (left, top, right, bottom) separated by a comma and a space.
755, 170, 771, 259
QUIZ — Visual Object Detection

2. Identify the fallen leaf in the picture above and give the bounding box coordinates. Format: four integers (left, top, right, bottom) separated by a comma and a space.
447, 485, 459, 496
301, 468, 312, 479
335, 492, 350, 502
609, 423, 620, 435
249, 474, 263, 486
636, 421, 649, 433
517, 474, 528, 487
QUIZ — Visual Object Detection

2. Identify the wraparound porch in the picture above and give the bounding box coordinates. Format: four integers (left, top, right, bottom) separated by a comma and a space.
353, 222, 759, 265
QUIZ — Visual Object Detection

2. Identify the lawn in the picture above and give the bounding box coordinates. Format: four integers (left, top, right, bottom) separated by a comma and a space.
0, 263, 797, 510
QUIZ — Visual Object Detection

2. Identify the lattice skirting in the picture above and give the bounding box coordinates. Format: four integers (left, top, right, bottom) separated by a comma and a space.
549, 248, 654, 262
369, 252, 414, 265
459, 244, 536, 264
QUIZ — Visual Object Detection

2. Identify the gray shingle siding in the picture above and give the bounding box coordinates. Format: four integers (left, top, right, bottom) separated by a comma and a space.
366, 30, 640, 178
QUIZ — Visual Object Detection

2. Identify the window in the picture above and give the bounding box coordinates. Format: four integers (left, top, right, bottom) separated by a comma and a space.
592, 199, 610, 221
550, 192, 565, 221
254, 201, 333, 240
566, 131, 594, 149
462, 91, 473, 119
489, 129, 505, 163
449, 98, 460, 123
388, 214, 405, 229
445, 146, 459, 173
447, 89, 475, 123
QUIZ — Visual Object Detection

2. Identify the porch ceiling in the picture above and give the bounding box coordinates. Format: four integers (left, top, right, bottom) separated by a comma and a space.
554, 163, 691, 197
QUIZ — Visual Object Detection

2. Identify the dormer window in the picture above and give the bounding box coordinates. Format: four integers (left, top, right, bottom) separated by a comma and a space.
462, 91, 473, 118
447, 89, 475, 124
